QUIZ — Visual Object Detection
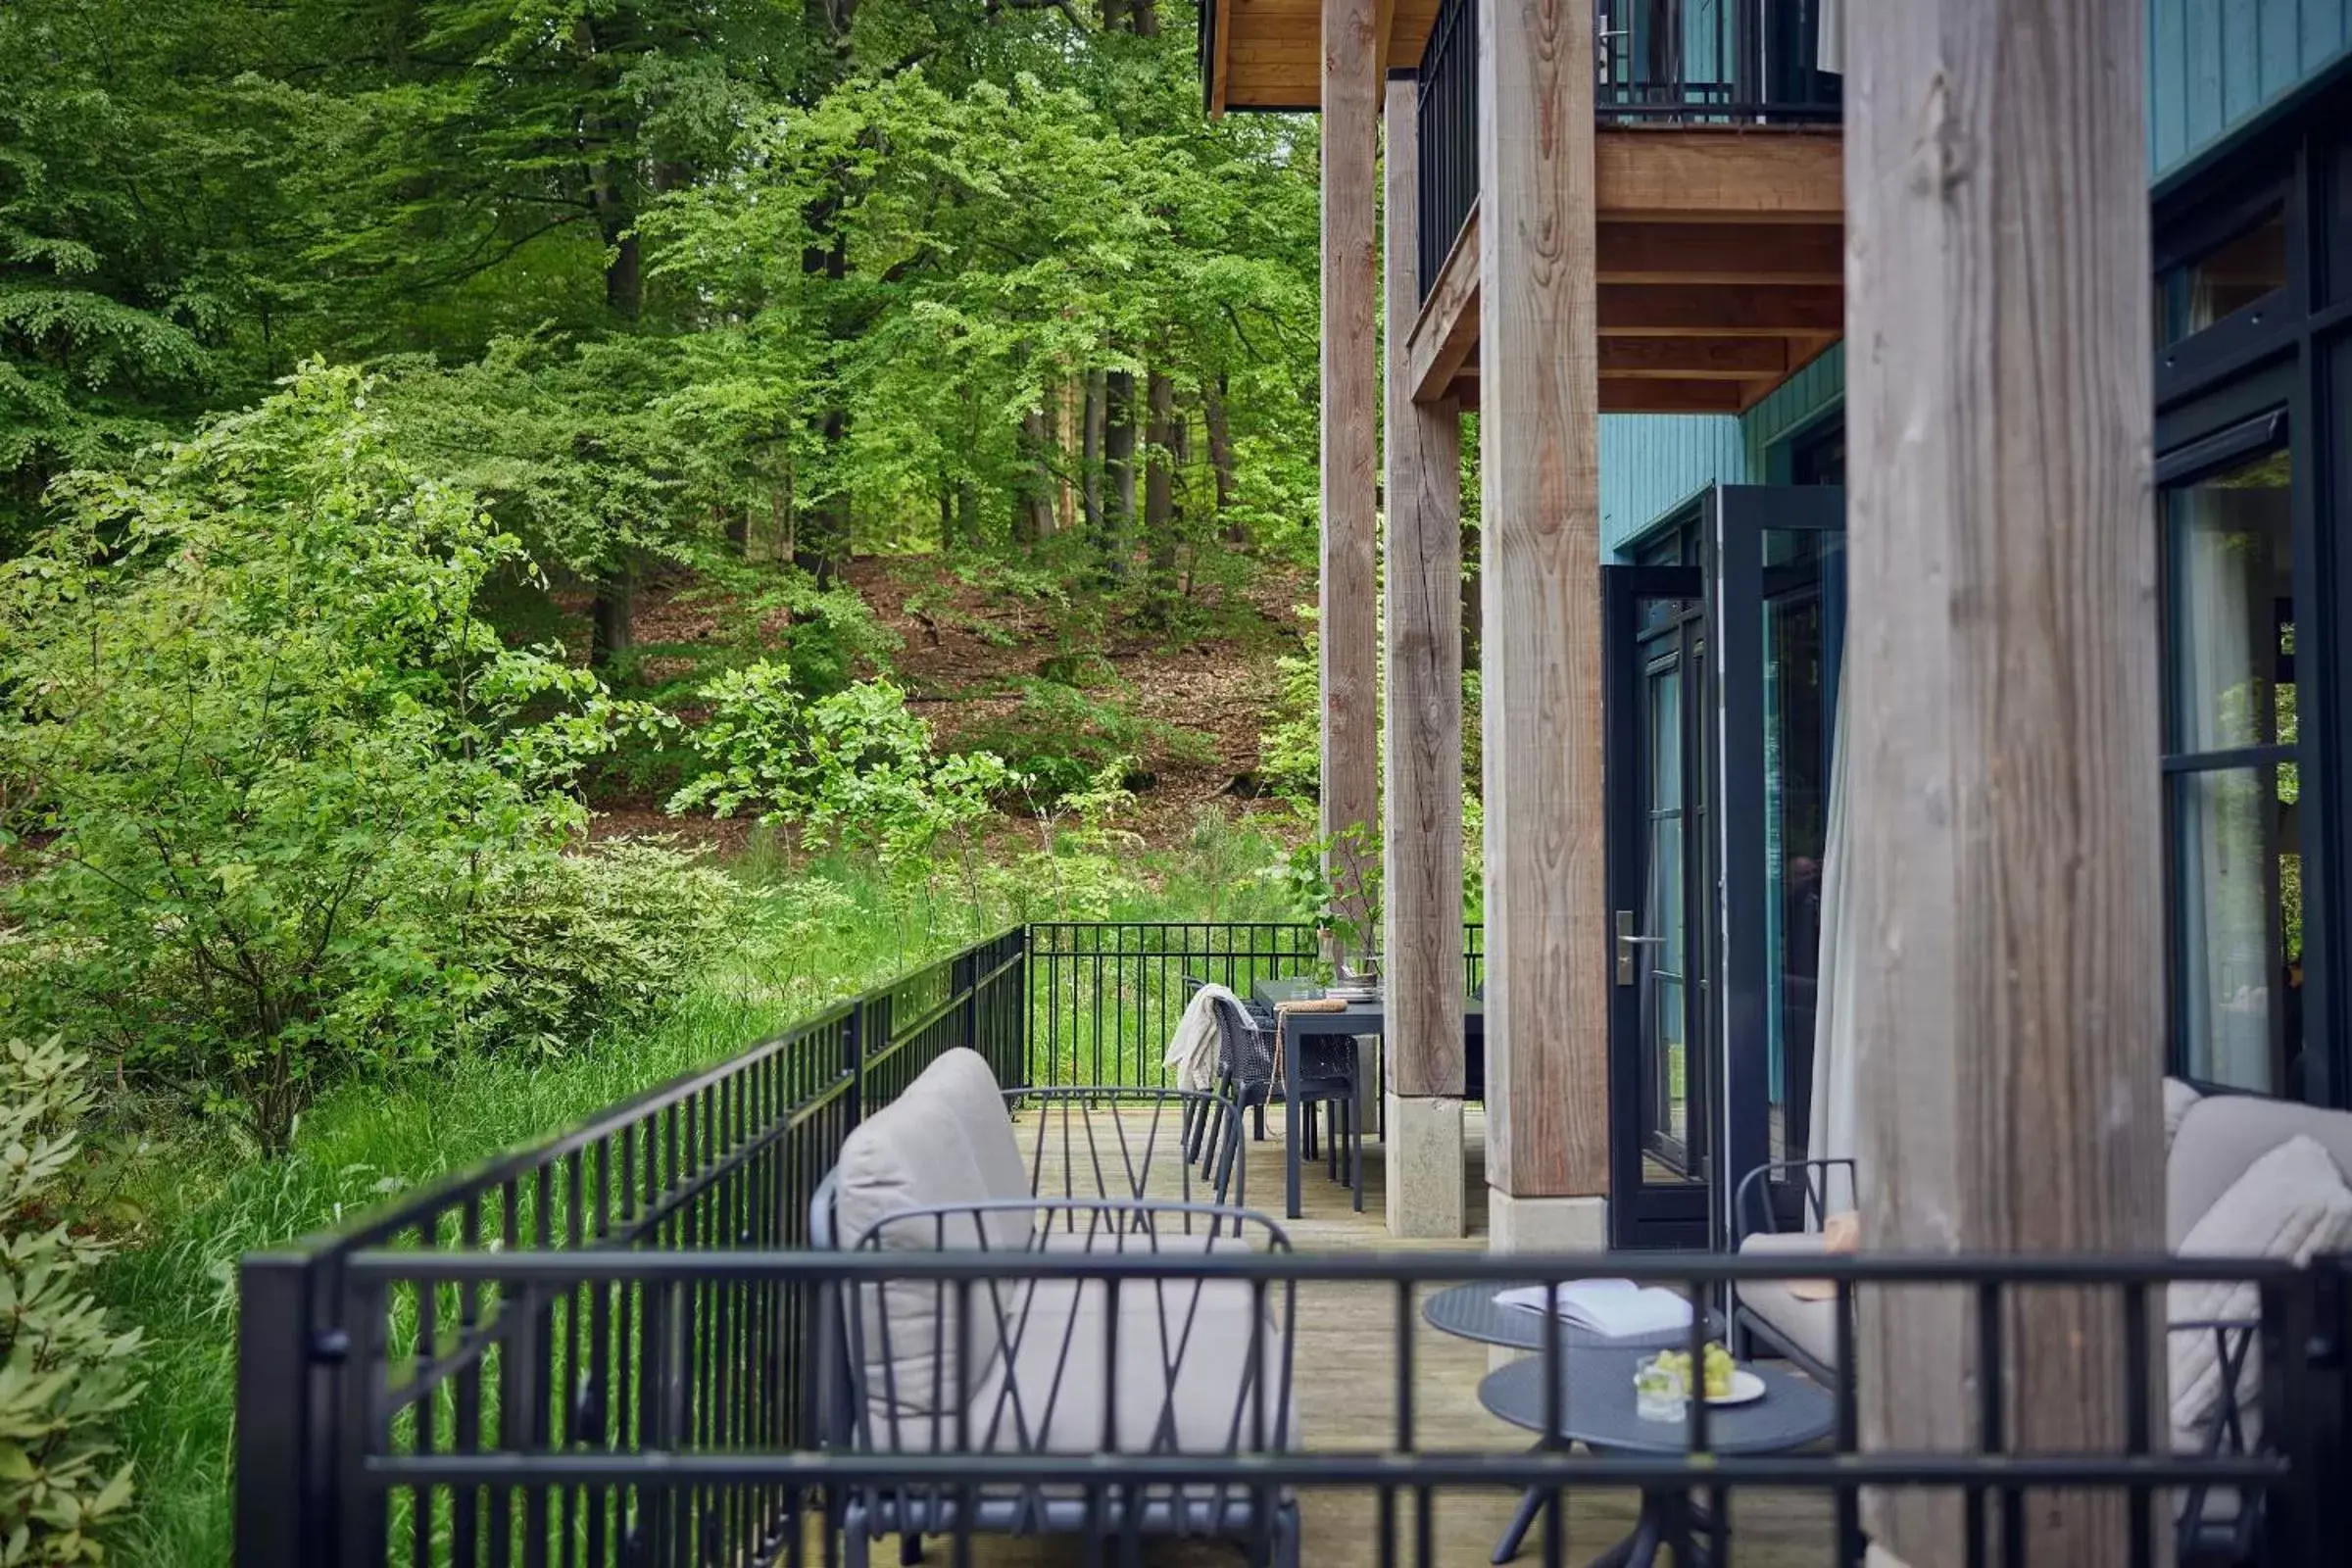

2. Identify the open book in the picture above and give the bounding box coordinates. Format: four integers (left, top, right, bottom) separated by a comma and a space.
1494, 1280, 1693, 1339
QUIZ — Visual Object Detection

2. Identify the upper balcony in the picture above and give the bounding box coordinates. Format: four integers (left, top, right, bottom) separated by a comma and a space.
1200, 0, 1846, 416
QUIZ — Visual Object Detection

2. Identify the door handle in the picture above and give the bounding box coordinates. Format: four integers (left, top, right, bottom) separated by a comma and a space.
1615, 909, 1666, 985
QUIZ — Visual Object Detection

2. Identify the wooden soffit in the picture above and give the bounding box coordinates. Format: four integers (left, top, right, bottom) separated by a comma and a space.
1205, 0, 1443, 115
1402, 129, 1844, 416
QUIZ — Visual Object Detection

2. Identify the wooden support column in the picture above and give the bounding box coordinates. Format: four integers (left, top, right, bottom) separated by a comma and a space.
1846, 1, 2163, 1562
1382, 73, 1467, 1240
1320, 0, 1382, 953
1478, 0, 1607, 1247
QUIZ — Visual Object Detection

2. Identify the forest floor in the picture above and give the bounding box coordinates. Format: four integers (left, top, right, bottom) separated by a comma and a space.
580, 551, 1314, 851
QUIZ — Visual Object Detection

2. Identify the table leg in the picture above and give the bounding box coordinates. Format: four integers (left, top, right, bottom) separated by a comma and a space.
1490, 1483, 1547, 1566
1613, 1499, 1664, 1568
1284, 1024, 1302, 1219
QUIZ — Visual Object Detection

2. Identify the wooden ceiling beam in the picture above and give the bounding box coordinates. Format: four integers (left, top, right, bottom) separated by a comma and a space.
1594, 128, 1844, 221
1597, 221, 1843, 285
1599, 377, 1749, 414
1599, 336, 1792, 378
1599, 282, 1844, 336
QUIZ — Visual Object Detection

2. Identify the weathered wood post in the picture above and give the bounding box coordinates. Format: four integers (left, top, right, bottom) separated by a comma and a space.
1479, 0, 1609, 1249
1845, 0, 2165, 1561
1322, 0, 1383, 960
1382, 72, 1469, 1239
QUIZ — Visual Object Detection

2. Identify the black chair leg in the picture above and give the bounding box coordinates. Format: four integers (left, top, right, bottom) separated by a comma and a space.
900, 1535, 924, 1566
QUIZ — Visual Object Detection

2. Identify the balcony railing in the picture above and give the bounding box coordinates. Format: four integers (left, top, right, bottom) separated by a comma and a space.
231, 922, 2352, 1568
1415, 0, 1845, 301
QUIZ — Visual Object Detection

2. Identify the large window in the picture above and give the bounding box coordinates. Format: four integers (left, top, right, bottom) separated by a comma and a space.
2152, 77, 2352, 1108
2161, 440, 2299, 1094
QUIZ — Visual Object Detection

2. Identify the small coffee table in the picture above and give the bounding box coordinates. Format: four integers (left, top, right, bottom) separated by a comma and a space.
1424, 1288, 1723, 1564
1477, 1347, 1833, 1567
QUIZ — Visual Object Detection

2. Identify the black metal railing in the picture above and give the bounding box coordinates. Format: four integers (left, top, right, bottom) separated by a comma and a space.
1413, 0, 1844, 303
237, 921, 2349, 1568
267, 1242, 2351, 1568
1026, 920, 1484, 1087
1593, 0, 1841, 121
234, 927, 1025, 1567
1415, 0, 1480, 301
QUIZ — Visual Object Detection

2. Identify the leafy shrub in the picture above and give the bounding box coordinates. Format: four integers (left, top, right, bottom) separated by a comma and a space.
669, 662, 1013, 865
1, 1039, 142, 1566
0, 367, 646, 1152
961, 678, 1213, 801
1255, 621, 1322, 805
458, 840, 755, 1057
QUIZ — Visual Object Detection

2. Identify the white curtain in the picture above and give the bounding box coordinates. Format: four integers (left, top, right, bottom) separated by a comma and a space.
1805, 673, 1856, 1218
2173, 500, 2275, 1089
1817, 0, 1844, 75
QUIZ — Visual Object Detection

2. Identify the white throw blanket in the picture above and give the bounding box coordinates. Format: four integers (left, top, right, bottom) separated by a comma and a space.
1162, 983, 1237, 1093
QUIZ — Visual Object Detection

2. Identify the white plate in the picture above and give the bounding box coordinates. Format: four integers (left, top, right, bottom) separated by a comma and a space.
1707, 1369, 1767, 1406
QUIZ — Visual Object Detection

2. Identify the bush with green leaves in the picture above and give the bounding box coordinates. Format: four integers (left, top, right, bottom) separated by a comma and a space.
959, 678, 1214, 801
458, 840, 755, 1058
670, 662, 1014, 866
1, 1039, 142, 1566
0, 367, 650, 1152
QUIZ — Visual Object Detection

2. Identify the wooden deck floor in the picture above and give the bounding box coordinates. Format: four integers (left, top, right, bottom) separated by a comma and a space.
883, 1105, 1839, 1568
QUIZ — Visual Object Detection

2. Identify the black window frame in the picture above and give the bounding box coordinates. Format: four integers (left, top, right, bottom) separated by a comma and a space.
2152, 70, 2352, 1110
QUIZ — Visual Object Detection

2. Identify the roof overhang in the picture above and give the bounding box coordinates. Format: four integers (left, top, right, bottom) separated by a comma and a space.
1202, 0, 1443, 115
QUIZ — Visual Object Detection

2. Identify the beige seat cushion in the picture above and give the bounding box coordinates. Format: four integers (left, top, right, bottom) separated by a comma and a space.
969, 1276, 1298, 1455
2167, 1095, 2352, 1246
1735, 1230, 1840, 1372
2163, 1077, 2202, 1153
916, 1048, 1035, 1207
2168, 1134, 2352, 1437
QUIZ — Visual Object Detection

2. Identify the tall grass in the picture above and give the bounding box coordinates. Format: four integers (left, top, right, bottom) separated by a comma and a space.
96, 821, 1301, 1566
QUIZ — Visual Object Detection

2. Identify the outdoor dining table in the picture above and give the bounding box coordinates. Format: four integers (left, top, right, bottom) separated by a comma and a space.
1477, 1347, 1834, 1567
1250, 976, 1487, 1217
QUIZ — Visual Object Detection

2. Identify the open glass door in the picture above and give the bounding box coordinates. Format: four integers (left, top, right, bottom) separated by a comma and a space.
1604, 564, 1714, 1248
1710, 484, 1846, 1247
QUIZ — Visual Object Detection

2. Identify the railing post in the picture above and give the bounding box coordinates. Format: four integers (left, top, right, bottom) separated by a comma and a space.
1013, 926, 1032, 1091
843, 999, 864, 1130
237, 1253, 334, 1566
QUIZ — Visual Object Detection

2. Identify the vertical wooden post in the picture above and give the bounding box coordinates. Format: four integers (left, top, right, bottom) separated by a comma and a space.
1322, 0, 1383, 954
1478, 0, 1608, 1246
1383, 74, 1468, 1239
1846, 1, 2163, 1561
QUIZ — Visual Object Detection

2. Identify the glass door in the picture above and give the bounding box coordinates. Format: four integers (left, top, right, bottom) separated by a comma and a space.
1604, 564, 1713, 1248
1710, 484, 1845, 1246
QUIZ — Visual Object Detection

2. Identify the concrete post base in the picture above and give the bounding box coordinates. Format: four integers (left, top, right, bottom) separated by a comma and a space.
1487, 1191, 1609, 1252
1383, 1092, 1465, 1238
1485, 1192, 1610, 1366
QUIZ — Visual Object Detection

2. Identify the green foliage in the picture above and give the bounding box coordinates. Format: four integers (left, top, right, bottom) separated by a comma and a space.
960, 678, 1214, 801
0, 367, 647, 1152
1256, 614, 1324, 805
1269, 820, 1383, 958
1, 1040, 142, 1567
670, 662, 1014, 868
460, 840, 755, 1058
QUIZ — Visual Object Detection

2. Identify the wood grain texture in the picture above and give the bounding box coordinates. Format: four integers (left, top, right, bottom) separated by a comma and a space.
1404, 202, 1481, 404
1209, 0, 1232, 115
1477, 0, 1607, 1200
1597, 282, 1845, 336
1598, 336, 1792, 378
1593, 128, 1844, 220
1597, 220, 1845, 284
1844, 1, 2164, 1562
1383, 79, 1467, 1102
1321, 0, 1382, 951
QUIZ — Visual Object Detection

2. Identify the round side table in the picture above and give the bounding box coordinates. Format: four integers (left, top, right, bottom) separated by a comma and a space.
1477, 1348, 1834, 1568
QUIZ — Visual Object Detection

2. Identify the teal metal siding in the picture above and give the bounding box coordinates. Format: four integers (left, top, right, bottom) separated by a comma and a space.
1599, 344, 1846, 559
2149, 0, 2349, 174
1599, 415, 1746, 556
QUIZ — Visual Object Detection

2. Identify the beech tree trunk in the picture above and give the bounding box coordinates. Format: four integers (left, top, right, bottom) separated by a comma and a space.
1082, 369, 1106, 536
1103, 368, 1137, 577
1205, 374, 1241, 543
589, 564, 634, 668
1144, 370, 1179, 608
1016, 408, 1055, 544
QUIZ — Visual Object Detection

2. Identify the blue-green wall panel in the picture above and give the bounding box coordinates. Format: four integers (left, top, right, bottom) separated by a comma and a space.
1599, 344, 1846, 559
2150, 0, 2349, 175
